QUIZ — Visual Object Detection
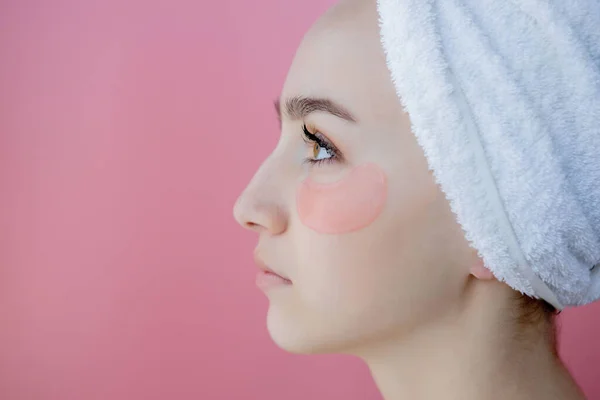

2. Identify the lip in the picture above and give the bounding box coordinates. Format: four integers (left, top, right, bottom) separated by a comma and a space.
255, 269, 293, 291
253, 253, 292, 290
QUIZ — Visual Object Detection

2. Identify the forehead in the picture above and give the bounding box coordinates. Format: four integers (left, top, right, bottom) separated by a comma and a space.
281, 15, 399, 117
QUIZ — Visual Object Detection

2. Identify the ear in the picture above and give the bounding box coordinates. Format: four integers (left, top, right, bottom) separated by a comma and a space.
470, 258, 495, 280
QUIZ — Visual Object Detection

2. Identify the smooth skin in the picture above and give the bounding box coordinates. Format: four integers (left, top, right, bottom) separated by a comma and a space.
233, 0, 586, 399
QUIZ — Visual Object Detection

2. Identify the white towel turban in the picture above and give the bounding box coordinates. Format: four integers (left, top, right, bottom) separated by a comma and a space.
376, 0, 600, 309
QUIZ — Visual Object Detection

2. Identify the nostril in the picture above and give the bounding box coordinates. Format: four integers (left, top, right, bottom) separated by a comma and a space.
233, 194, 287, 234
246, 221, 260, 229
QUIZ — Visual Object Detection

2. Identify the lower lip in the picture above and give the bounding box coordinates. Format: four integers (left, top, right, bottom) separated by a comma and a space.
256, 270, 292, 291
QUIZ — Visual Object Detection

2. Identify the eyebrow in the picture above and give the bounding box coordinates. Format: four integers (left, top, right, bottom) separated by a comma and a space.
274, 95, 357, 125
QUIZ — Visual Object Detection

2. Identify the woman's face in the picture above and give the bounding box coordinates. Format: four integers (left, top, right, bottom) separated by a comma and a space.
234, 0, 478, 355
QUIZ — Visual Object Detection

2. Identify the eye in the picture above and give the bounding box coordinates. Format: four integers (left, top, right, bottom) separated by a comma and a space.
302, 124, 341, 166
312, 142, 334, 161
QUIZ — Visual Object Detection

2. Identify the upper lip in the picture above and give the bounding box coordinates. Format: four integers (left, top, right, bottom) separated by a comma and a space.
253, 252, 291, 281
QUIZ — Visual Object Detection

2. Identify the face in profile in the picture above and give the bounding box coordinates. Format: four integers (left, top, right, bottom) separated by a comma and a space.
233, 0, 479, 356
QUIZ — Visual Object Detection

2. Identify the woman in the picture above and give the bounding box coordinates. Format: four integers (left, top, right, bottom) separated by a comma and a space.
233, 0, 599, 398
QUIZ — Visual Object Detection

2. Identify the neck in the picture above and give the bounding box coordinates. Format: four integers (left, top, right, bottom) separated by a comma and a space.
349, 282, 586, 400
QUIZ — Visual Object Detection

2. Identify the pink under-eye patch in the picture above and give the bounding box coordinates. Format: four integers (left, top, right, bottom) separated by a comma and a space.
296, 163, 388, 234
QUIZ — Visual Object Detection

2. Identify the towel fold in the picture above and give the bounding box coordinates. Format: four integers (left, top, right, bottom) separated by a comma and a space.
377, 0, 600, 309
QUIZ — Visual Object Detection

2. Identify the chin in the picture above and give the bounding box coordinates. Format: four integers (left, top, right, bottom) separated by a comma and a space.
265, 307, 321, 354
264, 306, 369, 356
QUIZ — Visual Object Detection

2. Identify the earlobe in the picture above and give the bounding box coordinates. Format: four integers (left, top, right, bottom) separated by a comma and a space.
469, 259, 495, 281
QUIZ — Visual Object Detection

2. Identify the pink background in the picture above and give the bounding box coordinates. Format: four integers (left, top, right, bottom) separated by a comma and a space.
0, 0, 598, 399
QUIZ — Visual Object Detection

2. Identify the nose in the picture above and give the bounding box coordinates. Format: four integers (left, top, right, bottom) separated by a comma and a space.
233, 162, 288, 235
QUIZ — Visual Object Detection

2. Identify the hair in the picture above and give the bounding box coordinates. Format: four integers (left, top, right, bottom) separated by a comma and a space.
513, 292, 560, 357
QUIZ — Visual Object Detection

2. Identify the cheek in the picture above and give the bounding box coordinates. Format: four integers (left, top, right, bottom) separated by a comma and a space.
296, 163, 388, 234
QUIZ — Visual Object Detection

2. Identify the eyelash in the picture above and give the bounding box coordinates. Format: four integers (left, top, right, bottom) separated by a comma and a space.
301, 124, 341, 166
